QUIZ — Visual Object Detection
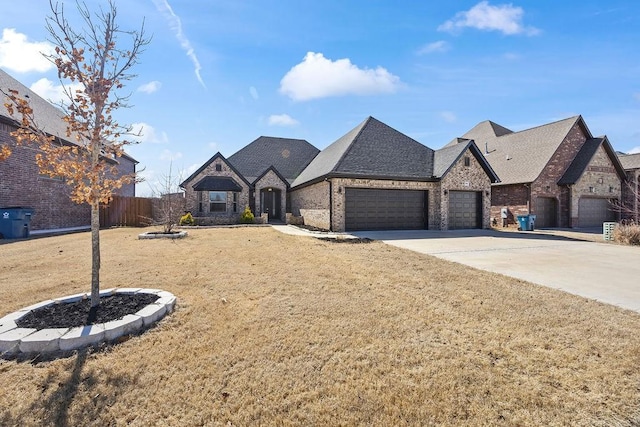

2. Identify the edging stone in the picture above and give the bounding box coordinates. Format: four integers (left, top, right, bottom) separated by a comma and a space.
0, 288, 176, 359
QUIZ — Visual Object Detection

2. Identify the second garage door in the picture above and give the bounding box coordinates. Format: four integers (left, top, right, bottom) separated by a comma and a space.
578, 198, 616, 227
448, 191, 482, 229
345, 188, 427, 231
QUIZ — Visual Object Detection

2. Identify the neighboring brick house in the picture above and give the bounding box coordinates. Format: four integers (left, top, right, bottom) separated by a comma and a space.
179, 136, 320, 224
290, 116, 499, 232
618, 152, 640, 222
0, 68, 137, 232
449, 116, 627, 228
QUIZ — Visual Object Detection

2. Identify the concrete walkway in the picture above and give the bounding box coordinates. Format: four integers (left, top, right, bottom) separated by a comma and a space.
352, 229, 640, 314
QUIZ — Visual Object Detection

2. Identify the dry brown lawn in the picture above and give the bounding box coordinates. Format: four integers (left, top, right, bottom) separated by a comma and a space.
1, 227, 639, 426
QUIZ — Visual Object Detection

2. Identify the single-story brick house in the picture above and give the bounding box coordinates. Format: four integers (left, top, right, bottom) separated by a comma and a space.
449, 115, 627, 228
0, 68, 137, 232
184, 116, 499, 231
180, 136, 320, 224
618, 152, 640, 222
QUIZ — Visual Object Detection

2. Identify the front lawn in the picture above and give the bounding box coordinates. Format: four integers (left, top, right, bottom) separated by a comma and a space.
1, 227, 639, 425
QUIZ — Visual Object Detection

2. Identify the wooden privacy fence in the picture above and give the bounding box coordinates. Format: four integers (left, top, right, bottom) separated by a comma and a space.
100, 196, 153, 227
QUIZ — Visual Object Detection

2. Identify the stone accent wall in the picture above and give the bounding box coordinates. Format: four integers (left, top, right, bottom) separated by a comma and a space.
570, 144, 621, 225
254, 169, 287, 222
329, 178, 440, 232
290, 181, 330, 230
182, 157, 250, 224
439, 149, 492, 229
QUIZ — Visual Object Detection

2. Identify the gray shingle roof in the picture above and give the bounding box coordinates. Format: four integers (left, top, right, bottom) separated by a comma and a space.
454, 116, 582, 185
0, 68, 137, 163
228, 136, 319, 184
619, 152, 640, 170
292, 116, 435, 187
557, 138, 604, 185
0, 68, 71, 142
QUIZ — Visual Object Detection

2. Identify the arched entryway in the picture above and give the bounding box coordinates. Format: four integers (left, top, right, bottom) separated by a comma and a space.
260, 188, 282, 221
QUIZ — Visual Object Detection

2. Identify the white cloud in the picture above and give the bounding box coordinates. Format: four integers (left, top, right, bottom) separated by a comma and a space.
279, 52, 401, 101
186, 163, 200, 175
630, 146, 640, 154
208, 142, 218, 150
249, 86, 259, 100
130, 122, 169, 144
0, 28, 55, 73
268, 114, 299, 127
29, 78, 82, 106
152, 0, 205, 88
439, 111, 457, 123
438, 1, 540, 36
417, 41, 450, 55
160, 149, 182, 161
137, 81, 161, 94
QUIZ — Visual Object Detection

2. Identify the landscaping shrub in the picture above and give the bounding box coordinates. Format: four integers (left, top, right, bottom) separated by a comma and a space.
179, 212, 195, 226
239, 206, 255, 224
613, 221, 640, 246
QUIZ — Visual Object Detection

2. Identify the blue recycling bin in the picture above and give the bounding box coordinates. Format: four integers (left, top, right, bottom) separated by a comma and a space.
0, 207, 34, 239
517, 214, 536, 231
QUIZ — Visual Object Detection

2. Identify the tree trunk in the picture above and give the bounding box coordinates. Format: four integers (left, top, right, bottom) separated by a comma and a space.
90, 199, 101, 307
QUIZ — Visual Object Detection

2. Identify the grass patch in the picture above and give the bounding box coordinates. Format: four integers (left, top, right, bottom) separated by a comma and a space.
1, 227, 639, 425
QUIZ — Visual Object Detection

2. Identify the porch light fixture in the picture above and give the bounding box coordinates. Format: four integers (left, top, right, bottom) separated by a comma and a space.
337, 187, 342, 194
485, 190, 490, 196
268, 188, 273, 192
443, 189, 448, 195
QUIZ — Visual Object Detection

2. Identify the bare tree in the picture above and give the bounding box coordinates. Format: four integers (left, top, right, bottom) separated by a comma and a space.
611, 177, 640, 223
148, 162, 186, 234
3, 0, 149, 310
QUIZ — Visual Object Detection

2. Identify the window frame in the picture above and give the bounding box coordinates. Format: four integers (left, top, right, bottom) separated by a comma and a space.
209, 191, 227, 212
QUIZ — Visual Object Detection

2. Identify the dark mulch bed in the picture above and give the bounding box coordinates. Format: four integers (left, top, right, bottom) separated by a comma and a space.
317, 237, 373, 244
16, 293, 159, 330
295, 224, 329, 232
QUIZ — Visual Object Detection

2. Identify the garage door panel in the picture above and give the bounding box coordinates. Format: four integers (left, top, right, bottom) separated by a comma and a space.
578, 198, 616, 227
345, 188, 427, 231
448, 191, 481, 229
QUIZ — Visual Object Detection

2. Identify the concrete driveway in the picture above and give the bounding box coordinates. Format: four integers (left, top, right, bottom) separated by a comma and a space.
353, 228, 640, 314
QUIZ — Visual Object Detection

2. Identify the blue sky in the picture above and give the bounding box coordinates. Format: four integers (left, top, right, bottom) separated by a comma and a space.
1, 1, 639, 196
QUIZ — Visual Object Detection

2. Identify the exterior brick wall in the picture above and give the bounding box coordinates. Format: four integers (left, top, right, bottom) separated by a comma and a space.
1, 122, 89, 230
439, 149, 492, 229
253, 170, 287, 222
490, 185, 529, 226
570, 145, 621, 225
290, 181, 330, 230
182, 157, 250, 224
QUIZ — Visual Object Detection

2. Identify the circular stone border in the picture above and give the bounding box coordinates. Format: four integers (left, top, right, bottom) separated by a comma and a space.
0, 288, 176, 359
138, 230, 188, 240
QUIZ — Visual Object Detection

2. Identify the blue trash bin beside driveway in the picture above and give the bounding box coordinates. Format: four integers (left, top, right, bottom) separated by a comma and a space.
0, 207, 34, 239
516, 214, 536, 231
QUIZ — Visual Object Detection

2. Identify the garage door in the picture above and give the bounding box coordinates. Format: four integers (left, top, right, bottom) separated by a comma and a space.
345, 188, 427, 231
448, 191, 481, 229
578, 198, 616, 227
535, 197, 558, 228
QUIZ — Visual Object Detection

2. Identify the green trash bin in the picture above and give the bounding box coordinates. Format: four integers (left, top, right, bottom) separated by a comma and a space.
0, 207, 34, 239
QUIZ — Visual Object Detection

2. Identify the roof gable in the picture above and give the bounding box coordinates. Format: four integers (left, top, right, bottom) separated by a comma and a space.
228, 136, 319, 184
558, 137, 627, 184
292, 116, 434, 187
253, 165, 291, 189
434, 140, 499, 183
180, 152, 250, 188
459, 116, 585, 185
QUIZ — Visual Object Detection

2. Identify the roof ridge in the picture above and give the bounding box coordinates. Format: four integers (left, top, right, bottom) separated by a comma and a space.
507, 115, 580, 136
332, 116, 373, 172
